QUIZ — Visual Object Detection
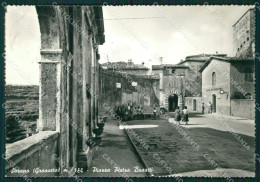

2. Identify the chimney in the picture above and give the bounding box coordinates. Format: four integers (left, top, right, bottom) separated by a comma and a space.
216, 51, 218, 54
159, 57, 163, 65
127, 59, 133, 66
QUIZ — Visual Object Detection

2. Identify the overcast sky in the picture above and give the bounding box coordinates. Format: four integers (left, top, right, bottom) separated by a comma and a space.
5, 6, 252, 85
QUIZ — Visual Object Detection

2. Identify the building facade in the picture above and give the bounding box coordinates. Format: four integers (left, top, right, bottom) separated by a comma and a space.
199, 57, 254, 118
233, 8, 255, 58
151, 64, 188, 111
151, 54, 227, 112
197, 8, 255, 118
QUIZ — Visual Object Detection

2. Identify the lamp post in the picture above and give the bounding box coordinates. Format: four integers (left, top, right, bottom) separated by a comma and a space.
176, 73, 185, 109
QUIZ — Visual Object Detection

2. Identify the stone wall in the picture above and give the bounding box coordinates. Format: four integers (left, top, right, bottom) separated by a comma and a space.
231, 99, 255, 119
185, 97, 202, 113
5, 85, 39, 143
230, 61, 255, 99
5, 131, 59, 177
233, 9, 255, 58
99, 68, 160, 113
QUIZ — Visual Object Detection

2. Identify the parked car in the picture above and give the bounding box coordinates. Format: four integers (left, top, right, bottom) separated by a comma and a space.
160, 107, 167, 114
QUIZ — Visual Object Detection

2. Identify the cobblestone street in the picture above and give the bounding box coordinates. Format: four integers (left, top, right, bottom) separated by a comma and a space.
124, 114, 255, 176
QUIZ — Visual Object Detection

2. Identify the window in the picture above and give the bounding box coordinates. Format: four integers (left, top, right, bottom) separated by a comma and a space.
212, 72, 216, 86
247, 37, 249, 41
245, 67, 253, 82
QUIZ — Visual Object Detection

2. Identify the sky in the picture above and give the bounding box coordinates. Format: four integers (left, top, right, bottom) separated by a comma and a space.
5, 6, 252, 85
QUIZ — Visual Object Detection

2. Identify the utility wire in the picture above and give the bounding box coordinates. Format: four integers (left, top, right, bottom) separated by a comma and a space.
96, 17, 166, 20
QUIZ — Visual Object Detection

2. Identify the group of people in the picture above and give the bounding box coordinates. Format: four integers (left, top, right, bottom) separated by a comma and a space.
174, 106, 189, 125
114, 103, 145, 121
202, 102, 214, 114
114, 101, 215, 124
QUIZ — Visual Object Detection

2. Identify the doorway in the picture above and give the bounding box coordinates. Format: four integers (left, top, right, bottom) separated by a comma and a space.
193, 99, 197, 111
212, 94, 216, 113
168, 94, 178, 112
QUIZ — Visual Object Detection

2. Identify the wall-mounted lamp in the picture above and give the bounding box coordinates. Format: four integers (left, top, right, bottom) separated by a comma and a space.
220, 89, 225, 94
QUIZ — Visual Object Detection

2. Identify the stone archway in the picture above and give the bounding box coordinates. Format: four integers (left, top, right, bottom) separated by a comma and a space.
36, 6, 105, 173
168, 94, 178, 112
36, 6, 70, 174
165, 89, 183, 111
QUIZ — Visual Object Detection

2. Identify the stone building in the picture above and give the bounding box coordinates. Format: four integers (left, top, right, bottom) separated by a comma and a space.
199, 56, 254, 118
197, 8, 255, 119
151, 64, 188, 111
178, 54, 228, 112
5, 6, 105, 177
233, 8, 255, 58
151, 54, 227, 112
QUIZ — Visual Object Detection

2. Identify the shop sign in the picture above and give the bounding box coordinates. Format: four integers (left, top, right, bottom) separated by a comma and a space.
206, 88, 221, 92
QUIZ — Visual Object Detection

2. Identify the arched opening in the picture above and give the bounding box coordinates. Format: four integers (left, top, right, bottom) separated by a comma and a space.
5, 6, 41, 143
212, 94, 216, 113
193, 99, 197, 111
168, 94, 178, 112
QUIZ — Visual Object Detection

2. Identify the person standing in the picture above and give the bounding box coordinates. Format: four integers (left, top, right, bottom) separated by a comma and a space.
208, 102, 212, 114
174, 106, 181, 124
182, 106, 189, 125
202, 103, 205, 114
153, 107, 157, 120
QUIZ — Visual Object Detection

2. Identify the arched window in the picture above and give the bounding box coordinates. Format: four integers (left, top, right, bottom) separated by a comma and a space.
245, 67, 253, 82
193, 99, 197, 111
212, 72, 216, 86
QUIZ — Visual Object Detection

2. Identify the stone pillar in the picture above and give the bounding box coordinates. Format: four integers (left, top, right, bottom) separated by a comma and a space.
38, 49, 62, 131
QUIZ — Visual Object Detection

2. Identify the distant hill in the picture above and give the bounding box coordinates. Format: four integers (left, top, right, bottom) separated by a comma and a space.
5, 85, 39, 143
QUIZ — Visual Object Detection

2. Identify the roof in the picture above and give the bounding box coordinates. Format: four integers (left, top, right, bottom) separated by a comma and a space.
232, 8, 254, 27
198, 56, 254, 72
103, 62, 149, 70
100, 68, 160, 80
152, 64, 189, 70
178, 54, 227, 65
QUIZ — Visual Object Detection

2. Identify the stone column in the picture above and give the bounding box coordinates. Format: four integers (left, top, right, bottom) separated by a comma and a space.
38, 49, 62, 131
